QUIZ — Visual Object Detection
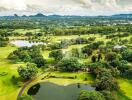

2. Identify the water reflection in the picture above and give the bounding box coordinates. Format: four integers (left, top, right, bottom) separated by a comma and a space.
27, 82, 95, 100
27, 83, 40, 95
10, 40, 46, 47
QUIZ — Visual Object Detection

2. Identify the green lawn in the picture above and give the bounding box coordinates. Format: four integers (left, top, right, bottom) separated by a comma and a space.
13, 29, 41, 34
116, 91, 132, 100
47, 72, 95, 85
0, 46, 24, 99
118, 78, 132, 99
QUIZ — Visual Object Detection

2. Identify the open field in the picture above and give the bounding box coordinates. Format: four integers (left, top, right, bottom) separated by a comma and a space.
0, 46, 22, 99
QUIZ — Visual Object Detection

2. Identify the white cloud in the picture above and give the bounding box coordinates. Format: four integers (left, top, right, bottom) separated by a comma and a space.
0, 0, 132, 15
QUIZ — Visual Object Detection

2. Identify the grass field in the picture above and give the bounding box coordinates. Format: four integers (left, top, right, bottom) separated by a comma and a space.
13, 29, 41, 34
0, 46, 24, 100
118, 78, 132, 99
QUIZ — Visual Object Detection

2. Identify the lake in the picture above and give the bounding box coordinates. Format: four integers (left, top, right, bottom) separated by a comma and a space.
27, 82, 95, 100
10, 40, 46, 47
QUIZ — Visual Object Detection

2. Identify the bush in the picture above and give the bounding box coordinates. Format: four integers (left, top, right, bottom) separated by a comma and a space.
0, 36, 9, 47
95, 76, 119, 91
101, 91, 115, 100
105, 52, 117, 62
33, 56, 46, 68
82, 45, 92, 56
49, 50, 63, 61
94, 68, 119, 91
77, 90, 105, 100
122, 49, 132, 62
122, 68, 132, 79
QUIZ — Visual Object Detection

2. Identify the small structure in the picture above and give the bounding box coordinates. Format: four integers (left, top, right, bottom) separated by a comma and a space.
114, 45, 127, 50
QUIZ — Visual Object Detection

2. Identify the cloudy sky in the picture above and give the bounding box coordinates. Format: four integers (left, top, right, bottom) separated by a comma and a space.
0, 0, 132, 16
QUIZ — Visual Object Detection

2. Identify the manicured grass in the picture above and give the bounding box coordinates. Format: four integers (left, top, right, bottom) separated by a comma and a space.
115, 91, 132, 100
13, 29, 41, 34
33, 72, 95, 86
118, 78, 132, 99
48, 72, 95, 84
0, 46, 24, 99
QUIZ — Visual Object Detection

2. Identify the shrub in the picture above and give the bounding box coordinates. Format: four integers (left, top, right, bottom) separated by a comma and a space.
78, 90, 105, 100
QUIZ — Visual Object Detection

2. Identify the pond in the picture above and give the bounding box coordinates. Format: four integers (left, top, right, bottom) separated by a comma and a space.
27, 82, 95, 100
10, 40, 46, 47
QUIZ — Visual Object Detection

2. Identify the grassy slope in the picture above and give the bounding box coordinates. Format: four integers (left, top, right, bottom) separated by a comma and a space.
118, 78, 132, 99
0, 46, 24, 100
46, 72, 94, 85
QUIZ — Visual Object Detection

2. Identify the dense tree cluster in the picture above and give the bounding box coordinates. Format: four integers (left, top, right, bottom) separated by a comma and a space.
58, 57, 81, 72
8, 46, 46, 67
121, 49, 132, 62
82, 41, 104, 56
0, 36, 9, 47
94, 68, 119, 91
78, 90, 105, 100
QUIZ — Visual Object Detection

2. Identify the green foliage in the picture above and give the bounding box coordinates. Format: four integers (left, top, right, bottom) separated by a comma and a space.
33, 56, 46, 68
11, 75, 19, 85
122, 68, 132, 79
91, 55, 97, 62
77, 90, 105, 100
8, 46, 46, 67
25, 32, 33, 36
95, 76, 119, 91
58, 57, 81, 72
18, 95, 32, 100
95, 68, 119, 91
101, 91, 116, 100
71, 48, 83, 58
105, 52, 117, 62
18, 63, 38, 80
89, 41, 104, 50
0, 36, 9, 47
82, 45, 93, 56
122, 49, 132, 62
49, 50, 63, 61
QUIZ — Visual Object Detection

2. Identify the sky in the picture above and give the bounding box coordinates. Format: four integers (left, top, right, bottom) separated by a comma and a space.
0, 0, 132, 16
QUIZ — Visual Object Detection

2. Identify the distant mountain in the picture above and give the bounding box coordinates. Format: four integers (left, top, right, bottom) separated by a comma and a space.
1, 13, 132, 19
48, 14, 61, 18
22, 15, 27, 17
112, 13, 132, 18
29, 13, 46, 17
14, 14, 19, 17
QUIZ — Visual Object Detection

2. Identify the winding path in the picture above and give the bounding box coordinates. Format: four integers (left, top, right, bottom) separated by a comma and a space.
17, 72, 49, 99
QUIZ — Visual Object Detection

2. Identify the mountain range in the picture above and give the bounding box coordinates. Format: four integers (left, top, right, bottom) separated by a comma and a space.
1, 13, 132, 19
